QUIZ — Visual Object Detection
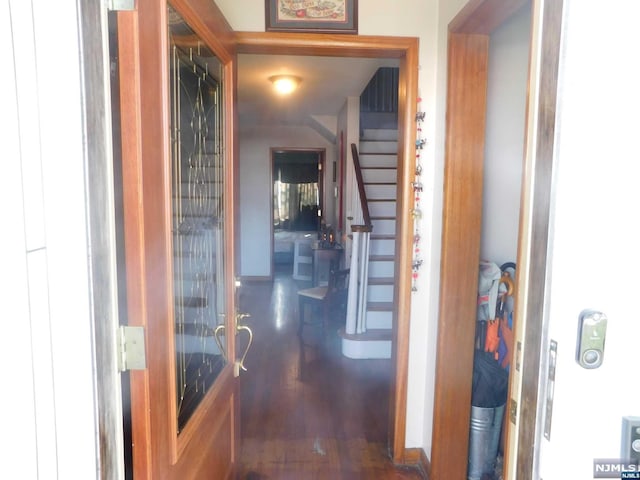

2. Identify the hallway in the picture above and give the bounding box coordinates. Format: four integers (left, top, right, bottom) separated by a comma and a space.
237, 266, 423, 479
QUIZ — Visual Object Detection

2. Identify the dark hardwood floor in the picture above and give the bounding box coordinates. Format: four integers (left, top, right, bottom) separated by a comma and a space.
237, 264, 424, 480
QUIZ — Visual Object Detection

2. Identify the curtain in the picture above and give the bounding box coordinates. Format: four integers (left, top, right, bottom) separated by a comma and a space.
274, 162, 317, 184
274, 180, 319, 231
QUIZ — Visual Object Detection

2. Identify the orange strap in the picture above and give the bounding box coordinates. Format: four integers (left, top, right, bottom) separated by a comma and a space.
484, 320, 500, 357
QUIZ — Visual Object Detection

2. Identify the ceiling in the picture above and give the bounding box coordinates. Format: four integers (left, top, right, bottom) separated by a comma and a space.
237, 53, 399, 128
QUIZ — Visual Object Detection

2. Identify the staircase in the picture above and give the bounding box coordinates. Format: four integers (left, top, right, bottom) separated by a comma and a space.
340, 128, 397, 359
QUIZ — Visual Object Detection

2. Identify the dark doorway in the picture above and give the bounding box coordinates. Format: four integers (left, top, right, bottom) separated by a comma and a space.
272, 148, 324, 275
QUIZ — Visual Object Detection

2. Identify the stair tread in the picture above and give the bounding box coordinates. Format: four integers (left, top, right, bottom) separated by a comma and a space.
370, 255, 395, 261
367, 198, 396, 202
365, 182, 397, 186
367, 302, 394, 311
371, 216, 396, 220
338, 327, 392, 341
361, 166, 397, 170
371, 234, 396, 240
368, 277, 394, 286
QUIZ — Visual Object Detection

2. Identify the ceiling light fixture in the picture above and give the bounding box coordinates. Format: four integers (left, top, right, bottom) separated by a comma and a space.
269, 75, 301, 95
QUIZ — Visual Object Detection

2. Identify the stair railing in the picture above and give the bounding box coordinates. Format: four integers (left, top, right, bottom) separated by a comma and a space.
351, 143, 371, 227
345, 144, 373, 335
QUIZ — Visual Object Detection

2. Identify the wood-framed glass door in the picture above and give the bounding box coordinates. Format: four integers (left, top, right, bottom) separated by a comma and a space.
117, 0, 241, 478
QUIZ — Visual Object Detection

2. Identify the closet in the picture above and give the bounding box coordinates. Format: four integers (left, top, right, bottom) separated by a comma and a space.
468, 5, 532, 480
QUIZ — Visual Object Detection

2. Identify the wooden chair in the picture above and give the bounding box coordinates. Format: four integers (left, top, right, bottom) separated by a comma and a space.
297, 268, 350, 338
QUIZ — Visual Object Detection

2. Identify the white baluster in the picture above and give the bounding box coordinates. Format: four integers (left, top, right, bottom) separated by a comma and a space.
356, 231, 370, 333
345, 230, 360, 335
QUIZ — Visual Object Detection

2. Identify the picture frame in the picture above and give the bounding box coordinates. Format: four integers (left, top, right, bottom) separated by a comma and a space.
265, 0, 358, 34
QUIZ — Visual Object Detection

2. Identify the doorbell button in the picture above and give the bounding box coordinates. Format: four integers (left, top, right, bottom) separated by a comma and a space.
582, 349, 601, 366
576, 310, 607, 369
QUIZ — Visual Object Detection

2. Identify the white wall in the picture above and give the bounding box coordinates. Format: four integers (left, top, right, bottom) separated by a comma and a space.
0, 1, 100, 478
337, 96, 360, 262
481, 6, 531, 266
239, 125, 336, 277
215, 0, 469, 454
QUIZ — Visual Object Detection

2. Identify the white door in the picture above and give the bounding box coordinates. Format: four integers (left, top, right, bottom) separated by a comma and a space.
537, 1, 640, 479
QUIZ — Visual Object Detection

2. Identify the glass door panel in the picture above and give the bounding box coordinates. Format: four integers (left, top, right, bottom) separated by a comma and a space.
168, 5, 226, 433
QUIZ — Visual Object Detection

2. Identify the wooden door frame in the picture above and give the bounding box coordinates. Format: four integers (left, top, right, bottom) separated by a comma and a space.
430, 0, 563, 478
235, 32, 419, 463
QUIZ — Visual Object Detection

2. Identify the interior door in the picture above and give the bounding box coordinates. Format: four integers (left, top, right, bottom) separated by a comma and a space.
117, 1, 243, 478
534, 2, 640, 479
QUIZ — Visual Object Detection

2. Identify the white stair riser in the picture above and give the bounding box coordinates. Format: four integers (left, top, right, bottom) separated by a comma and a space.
370, 238, 395, 255
179, 154, 219, 164
176, 308, 218, 326
371, 218, 396, 234
362, 168, 397, 183
359, 140, 398, 154
176, 176, 221, 186
365, 184, 396, 199
173, 198, 222, 213
368, 284, 394, 302
369, 261, 395, 278
173, 234, 217, 255
369, 201, 396, 217
176, 279, 215, 298
174, 267, 214, 280
366, 310, 393, 329
341, 337, 391, 359
362, 129, 399, 141
358, 153, 397, 168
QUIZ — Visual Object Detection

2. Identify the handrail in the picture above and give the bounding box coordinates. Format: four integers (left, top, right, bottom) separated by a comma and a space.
350, 143, 372, 227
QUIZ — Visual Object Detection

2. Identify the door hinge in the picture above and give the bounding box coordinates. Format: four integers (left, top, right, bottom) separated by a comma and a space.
107, 0, 135, 11
118, 326, 146, 372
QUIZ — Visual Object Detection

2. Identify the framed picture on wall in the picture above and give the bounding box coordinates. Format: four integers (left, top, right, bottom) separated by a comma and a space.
265, 0, 358, 34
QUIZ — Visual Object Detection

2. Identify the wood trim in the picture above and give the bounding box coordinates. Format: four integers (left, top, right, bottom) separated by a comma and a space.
117, 10, 152, 479
514, 0, 563, 477
235, 31, 416, 58
170, 0, 235, 61
404, 448, 431, 478
234, 33, 419, 462
430, 31, 489, 480
434, 2, 561, 479
222, 25, 241, 473
390, 41, 419, 463
134, 0, 179, 468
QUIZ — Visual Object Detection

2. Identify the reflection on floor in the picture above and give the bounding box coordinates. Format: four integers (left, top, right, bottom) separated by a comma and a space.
237, 264, 424, 479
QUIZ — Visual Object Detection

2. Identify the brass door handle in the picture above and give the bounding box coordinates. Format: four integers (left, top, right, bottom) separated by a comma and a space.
214, 313, 253, 376
234, 312, 253, 376
213, 324, 227, 360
